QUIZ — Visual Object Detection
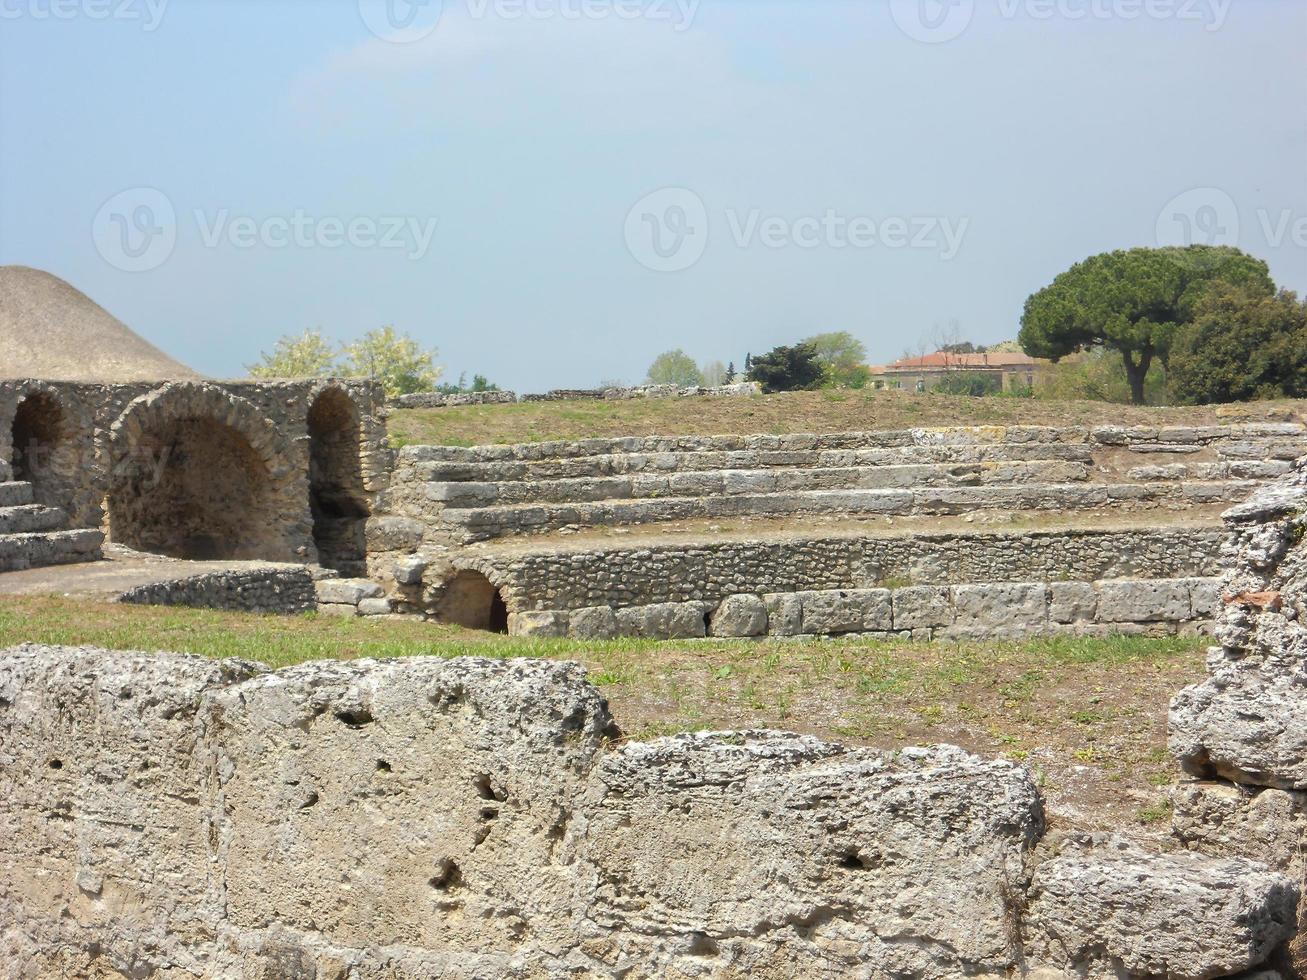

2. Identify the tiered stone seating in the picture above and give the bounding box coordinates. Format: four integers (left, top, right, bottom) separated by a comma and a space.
0, 461, 103, 573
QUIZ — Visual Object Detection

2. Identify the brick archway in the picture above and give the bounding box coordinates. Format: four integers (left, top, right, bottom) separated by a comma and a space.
108, 383, 307, 561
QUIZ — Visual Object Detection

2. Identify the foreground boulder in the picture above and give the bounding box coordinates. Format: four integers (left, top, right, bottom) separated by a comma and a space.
1026, 835, 1297, 979
0, 644, 1296, 978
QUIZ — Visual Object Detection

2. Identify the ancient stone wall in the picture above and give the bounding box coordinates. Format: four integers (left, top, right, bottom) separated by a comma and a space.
115, 565, 316, 614
0, 645, 1296, 979
1170, 456, 1307, 972
0, 378, 387, 566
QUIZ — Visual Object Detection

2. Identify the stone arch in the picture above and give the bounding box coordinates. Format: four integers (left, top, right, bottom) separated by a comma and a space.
437, 569, 510, 633
307, 385, 370, 576
108, 383, 305, 561
9, 387, 68, 507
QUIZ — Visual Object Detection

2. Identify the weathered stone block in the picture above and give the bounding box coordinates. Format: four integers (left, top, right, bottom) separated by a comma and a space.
577, 736, 1042, 978
1026, 835, 1297, 980
615, 602, 706, 640
315, 578, 384, 605
892, 585, 953, 629
709, 594, 768, 637
357, 597, 392, 617
1095, 578, 1191, 623
1049, 581, 1098, 624
569, 605, 618, 640
950, 583, 1047, 631
509, 610, 569, 638
799, 589, 891, 635
393, 556, 427, 586
763, 593, 802, 636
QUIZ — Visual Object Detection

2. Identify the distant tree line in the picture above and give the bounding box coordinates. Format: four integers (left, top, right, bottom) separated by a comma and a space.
644, 331, 872, 394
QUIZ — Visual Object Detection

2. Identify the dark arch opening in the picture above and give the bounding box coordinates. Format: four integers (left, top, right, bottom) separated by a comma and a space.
11, 392, 65, 499
109, 416, 277, 561
438, 570, 509, 633
307, 389, 370, 576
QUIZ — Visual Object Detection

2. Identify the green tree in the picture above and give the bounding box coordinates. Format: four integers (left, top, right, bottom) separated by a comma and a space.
645, 349, 704, 387
340, 326, 442, 397
700, 360, 726, 387
934, 371, 1001, 397
246, 329, 338, 379
1019, 245, 1274, 404
802, 331, 870, 388
724, 361, 737, 384
747, 343, 824, 393
1169, 287, 1307, 404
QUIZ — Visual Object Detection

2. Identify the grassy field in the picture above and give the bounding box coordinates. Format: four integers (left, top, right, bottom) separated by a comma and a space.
388, 388, 1305, 447
0, 596, 1203, 833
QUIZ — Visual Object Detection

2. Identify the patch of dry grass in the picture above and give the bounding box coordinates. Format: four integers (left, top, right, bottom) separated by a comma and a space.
387, 389, 1304, 447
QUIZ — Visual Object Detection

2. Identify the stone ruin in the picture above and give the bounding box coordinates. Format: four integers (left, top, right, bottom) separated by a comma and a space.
5, 459, 1307, 977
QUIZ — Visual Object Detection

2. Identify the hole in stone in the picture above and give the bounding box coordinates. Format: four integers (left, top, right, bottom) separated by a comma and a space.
299, 792, 319, 810
687, 933, 719, 957
375, 760, 392, 773
334, 709, 373, 729
437, 571, 509, 633
473, 774, 496, 800
837, 850, 873, 871
48, 759, 63, 770
480, 807, 499, 821
429, 859, 461, 891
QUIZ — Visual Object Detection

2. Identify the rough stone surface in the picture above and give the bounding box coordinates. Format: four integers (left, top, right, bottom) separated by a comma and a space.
708, 593, 768, 637
1026, 835, 1298, 980
315, 577, 385, 605
1171, 459, 1307, 790
1, 645, 1299, 979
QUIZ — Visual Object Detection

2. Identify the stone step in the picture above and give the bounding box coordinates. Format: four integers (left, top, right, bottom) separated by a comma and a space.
404, 444, 1100, 483
0, 528, 104, 573
436, 480, 1257, 542
415, 460, 1095, 508
398, 422, 1306, 466
0, 481, 35, 508
0, 504, 69, 536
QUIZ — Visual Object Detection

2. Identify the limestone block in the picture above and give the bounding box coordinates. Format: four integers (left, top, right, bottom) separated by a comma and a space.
1171, 655, 1307, 790
509, 610, 569, 638
615, 602, 706, 640
1184, 576, 1222, 619
764, 593, 802, 636
799, 589, 891, 635
1050, 581, 1098, 624
950, 583, 1047, 631
569, 606, 618, 640
393, 556, 428, 586
576, 736, 1042, 978
1095, 578, 1191, 623
1025, 835, 1297, 980
1172, 780, 1307, 876
0, 645, 262, 976
709, 594, 768, 637
891, 586, 954, 629
364, 516, 424, 553
317, 602, 359, 617
210, 657, 616, 957
357, 597, 392, 617
316, 578, 384, 605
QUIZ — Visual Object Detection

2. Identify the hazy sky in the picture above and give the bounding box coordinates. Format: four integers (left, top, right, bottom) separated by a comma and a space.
2, 0, 1304, 390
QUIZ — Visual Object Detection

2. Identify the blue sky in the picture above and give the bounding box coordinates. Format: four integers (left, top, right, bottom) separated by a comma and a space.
1, 0, 1304, 390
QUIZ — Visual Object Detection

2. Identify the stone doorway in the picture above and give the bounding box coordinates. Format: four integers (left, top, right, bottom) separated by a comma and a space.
11, 391, 65, 503
307, 388, 370, 576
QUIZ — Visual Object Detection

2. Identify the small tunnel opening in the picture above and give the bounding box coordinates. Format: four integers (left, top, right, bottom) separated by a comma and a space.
307, 388, 370, 576
438, 570, 510, 633
11, 391, 64, 493
109, 415, 277, 561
